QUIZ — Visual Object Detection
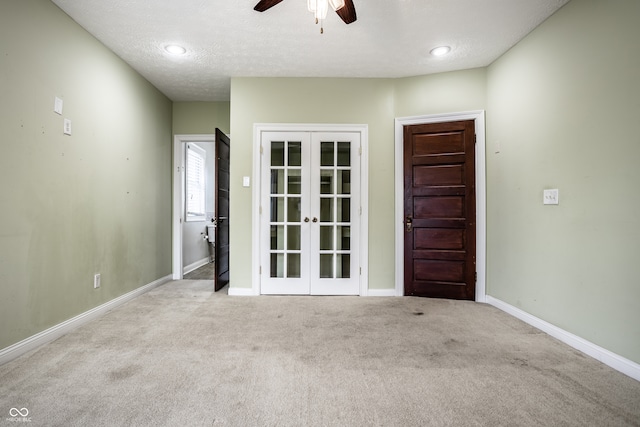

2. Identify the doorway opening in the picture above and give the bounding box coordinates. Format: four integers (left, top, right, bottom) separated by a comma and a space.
172, 130, 230, 291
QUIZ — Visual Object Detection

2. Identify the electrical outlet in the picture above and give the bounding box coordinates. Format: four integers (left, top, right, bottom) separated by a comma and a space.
94, 273, 101, 289
63, 118, 72, 135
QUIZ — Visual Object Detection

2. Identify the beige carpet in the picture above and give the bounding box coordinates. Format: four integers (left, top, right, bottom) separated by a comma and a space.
1, 280, 639, 426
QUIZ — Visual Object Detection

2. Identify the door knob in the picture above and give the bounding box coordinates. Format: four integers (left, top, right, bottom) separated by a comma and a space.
312, 217, 318, 223
405, 216, 413, 232
304, 217, 310, 223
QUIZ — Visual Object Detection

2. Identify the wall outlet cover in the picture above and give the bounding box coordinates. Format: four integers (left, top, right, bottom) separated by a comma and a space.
63, 118, 72, 136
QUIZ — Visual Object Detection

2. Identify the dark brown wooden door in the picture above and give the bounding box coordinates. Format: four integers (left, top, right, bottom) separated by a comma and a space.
214, 128, 230, 291
403, 120, 476, 300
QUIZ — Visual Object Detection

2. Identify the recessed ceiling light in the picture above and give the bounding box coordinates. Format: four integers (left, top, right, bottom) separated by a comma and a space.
430, 46, 451, 57
164, 45, 187, 55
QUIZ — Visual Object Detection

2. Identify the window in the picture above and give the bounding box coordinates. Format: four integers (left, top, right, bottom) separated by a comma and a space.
186, 143, 206, 221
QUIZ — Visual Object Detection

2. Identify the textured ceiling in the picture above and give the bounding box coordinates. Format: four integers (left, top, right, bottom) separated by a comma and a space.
51, 0, 570, 102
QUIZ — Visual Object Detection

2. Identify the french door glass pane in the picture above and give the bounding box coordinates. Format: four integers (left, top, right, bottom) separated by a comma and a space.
320, 170, 334, 194
270, 197, 284, 222
336, 226, 350, 250
271, 142, 285, 166
288, 142, 301, 166
271, 225, 284, 250
270, 253, 284, 278
287, 197, 301, 222
320, 198, 333, 222
288, 170, 301, 194
321, 142, 334, 166
337, 141, 350, 166
337, 198, 350, 222
271, 170, 284, 194
320, 254, 333, 278
287, 226, 301, 251
336, 254, 350, 278
288, 254, 301, 278
337, 170, 350, 194
320, 226, 333, 250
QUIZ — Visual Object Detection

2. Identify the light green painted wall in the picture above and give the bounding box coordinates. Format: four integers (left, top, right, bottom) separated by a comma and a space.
0, 0, 173, 349
230, 78, 396, 290
486, 0, 640, 363
172, 102, 230, 135
394, 69, 487, 118
229, 74, 487, 291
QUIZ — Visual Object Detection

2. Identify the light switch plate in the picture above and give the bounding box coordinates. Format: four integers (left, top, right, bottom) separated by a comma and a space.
543, 189, 559, 205
63, 118, 72, 135
243, 176, 250, 187
54, 97, 63, 115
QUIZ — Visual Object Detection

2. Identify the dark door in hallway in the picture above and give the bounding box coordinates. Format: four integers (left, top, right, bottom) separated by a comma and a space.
215, 128, 230, 291
403, 120, 476, 300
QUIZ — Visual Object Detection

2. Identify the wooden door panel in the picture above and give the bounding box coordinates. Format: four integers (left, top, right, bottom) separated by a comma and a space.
415, 229, 465, 250
414, 196, 464, 218
413, 133, 465, 156
404, 120, 476, 300
414, 260, 465, 282
414, 165, 465, 186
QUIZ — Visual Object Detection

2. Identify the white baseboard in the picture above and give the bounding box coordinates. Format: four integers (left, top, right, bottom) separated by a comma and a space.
486, 295, 640, 382
183, 257, 210, 275
366, 288, 397, 297
228, 286, 258, 296
0, 274, 172, 366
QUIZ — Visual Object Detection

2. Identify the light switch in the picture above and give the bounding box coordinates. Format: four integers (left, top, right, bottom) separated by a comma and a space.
54, 97, 63, 115
243, 176, 250, 187
543, 189, 559, 205
63, 119, 72, 135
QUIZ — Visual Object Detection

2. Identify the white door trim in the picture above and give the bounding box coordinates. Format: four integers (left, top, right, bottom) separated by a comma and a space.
394, 111, 486, 301
252, 124, 369, 296
172, 134, 215, 280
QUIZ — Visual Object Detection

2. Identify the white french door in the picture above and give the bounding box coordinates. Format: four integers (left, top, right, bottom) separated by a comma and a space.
260, 131, 361, 295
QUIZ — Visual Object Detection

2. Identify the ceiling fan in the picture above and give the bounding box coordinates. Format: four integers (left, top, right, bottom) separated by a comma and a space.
254, 0, 357, 33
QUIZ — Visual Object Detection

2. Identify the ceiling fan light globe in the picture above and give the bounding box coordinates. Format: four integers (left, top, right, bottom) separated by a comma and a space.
308, 0, 329, 19
329, 0, 345, 11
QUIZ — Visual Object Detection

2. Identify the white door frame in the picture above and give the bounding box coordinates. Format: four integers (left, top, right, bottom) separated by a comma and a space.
252, 124, 369, 296
172, 134, 216, 280
394, 111, 486, 301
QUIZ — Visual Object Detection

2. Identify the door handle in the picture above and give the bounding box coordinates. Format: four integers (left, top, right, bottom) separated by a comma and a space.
405, 216, 413, 232
312, 217, 318, 223
304, 217, 310, 223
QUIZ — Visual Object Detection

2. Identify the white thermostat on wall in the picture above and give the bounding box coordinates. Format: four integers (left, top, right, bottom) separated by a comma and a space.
543, 189, 559, 205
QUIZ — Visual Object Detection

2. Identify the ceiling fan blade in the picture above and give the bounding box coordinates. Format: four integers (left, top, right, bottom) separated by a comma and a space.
336, 0, 357, 24
254, 0, 285, 12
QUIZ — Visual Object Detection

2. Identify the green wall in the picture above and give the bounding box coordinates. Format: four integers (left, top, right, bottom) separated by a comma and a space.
0, 0, 173, 349
230, 78, 396, 290
485, 0, 640, 363
172, 102, 230, 135
229, 72, 487, 292
394, 69, 487, 117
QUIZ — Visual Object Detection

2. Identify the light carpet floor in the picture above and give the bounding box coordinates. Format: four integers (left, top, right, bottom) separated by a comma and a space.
1, 280, 639, 426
